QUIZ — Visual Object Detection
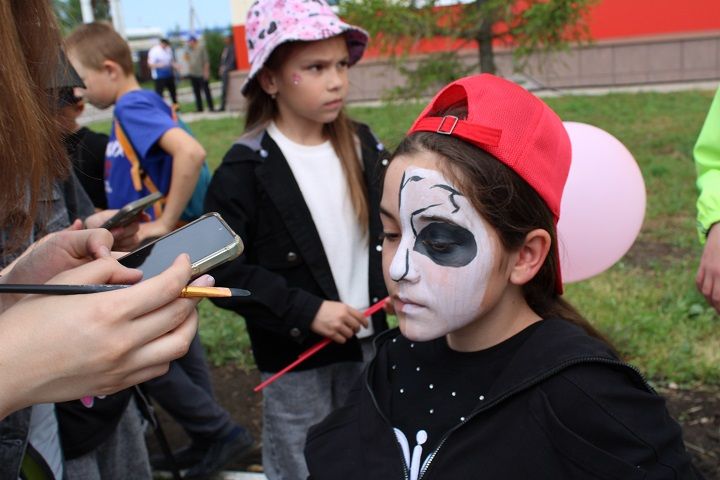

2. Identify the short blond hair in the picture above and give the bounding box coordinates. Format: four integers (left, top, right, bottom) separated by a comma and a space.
65, 22, 134, 75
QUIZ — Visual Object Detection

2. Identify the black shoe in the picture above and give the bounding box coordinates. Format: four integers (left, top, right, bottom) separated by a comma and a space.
183, 428, 254, 479
150, 443, 207, 471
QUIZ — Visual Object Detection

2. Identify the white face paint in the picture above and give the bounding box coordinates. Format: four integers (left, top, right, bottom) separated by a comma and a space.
385, 166, 496, 341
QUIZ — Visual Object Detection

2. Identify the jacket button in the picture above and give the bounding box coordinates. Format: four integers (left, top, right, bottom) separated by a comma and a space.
376, 142, 385, 151
287, 251, 298, 262
372, 296, 379, 303
259, 149, 269, 158
375, 244, 382, 252
290, 327, 301, 337
381, 158, 389, 166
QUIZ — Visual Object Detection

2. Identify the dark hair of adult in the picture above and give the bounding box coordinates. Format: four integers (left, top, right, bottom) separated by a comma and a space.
0, 0, 67, 249
392, 105, 615, 348
242, 40, 369, 232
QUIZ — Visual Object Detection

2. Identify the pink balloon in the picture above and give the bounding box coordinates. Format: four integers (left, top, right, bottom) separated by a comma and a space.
558, 122, 646, 283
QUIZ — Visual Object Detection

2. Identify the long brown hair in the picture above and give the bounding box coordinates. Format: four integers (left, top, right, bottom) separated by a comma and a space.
243, 40, 369, 231
393, 119, 614, 348
0, 0, 67, 249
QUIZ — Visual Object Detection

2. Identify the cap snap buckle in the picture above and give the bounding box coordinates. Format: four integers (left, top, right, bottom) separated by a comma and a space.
436, 115, 459, 135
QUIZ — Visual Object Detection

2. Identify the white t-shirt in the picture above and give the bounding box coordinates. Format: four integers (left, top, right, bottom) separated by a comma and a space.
147, 44, 173, 79
267, 122, 373, 336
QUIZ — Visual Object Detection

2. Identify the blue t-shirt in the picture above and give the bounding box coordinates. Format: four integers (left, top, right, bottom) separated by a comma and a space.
105, 90, 175, 218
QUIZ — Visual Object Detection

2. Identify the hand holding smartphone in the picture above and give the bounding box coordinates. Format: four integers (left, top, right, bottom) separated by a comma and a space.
101, 192, 164, 230
117, 212, 243, 280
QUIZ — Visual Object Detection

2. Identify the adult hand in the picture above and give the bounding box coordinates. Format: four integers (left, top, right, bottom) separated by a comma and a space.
310, 301, 368, 344
0, 229, 116, 311
0, 254, 208, 419
697, 224, 720, 313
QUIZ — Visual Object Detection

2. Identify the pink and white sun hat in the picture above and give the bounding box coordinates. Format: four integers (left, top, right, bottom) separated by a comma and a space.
241, 0, 369, 95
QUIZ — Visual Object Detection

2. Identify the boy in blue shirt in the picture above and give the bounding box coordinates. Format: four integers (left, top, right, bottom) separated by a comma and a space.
66, 23, 205, 242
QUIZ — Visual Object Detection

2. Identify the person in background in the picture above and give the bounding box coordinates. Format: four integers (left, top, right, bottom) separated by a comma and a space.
186, 36, 215, 113
205, 0, 388, 478
148, 38, 178, 106
57, 87, 109, 210
694, 87, 720, 313
218, 34, 236, 111
66, 23, 205, 242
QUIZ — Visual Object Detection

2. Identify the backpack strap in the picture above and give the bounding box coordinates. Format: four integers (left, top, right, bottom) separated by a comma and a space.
113, 119, 165, 219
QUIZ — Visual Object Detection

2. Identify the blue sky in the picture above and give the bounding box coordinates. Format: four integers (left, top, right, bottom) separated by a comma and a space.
122, 0, 232, 33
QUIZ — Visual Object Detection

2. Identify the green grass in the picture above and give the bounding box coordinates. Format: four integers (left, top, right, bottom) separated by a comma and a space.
90, 90, 720, 384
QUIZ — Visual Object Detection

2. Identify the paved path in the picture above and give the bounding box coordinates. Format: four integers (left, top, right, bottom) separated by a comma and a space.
77, 81, 227, 125
78, 79, 719, 127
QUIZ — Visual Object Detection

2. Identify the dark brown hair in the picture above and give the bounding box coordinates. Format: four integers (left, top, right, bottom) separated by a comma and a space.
243, 40, 369, 231
393, 108, 614, 347
0, 0, 68, 249
65, 22, 134, 75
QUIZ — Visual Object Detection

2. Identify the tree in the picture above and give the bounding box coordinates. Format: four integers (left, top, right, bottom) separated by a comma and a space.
54, 0, 111, 35
203, 30, 227, 82
339, 0, 597, 98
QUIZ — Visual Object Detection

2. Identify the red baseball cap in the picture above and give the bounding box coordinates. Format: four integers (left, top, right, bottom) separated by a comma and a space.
408, 74, 571, 293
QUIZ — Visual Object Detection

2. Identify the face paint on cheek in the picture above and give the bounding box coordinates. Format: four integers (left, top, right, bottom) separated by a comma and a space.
291, 73, 301, 85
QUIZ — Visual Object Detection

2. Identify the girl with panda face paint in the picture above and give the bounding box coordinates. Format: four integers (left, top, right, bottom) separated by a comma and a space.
306, 74, 699, 480
381, 151, 540, 349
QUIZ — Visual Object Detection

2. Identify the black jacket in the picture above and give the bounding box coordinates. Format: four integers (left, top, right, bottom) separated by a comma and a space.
305, 319, 702, 480
205, 123, 389, 372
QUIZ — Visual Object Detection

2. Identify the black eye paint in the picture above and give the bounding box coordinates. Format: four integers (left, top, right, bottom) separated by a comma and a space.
414, 222, 477, 267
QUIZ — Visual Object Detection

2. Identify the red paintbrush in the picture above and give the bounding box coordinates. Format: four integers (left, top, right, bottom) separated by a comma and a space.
253, 296, 389, 392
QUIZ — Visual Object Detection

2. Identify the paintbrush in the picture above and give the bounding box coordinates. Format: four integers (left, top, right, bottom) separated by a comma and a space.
253, 296, 389, 392
0, 284, 251, 298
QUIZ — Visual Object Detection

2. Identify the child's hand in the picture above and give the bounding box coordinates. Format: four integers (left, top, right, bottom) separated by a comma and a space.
75, 211, 145, 252
137, 220, 173, 243
310, 301, 368, 344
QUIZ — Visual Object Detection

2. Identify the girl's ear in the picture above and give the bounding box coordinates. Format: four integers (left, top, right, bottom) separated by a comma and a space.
508, 229, 551, 286
257, 68, 278, 97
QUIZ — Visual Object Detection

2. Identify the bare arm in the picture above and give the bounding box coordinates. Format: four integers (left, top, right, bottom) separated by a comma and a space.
138, 127, 205, 241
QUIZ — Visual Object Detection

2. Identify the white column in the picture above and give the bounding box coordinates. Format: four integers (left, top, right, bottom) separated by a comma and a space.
109, 0, 126, 38
80, 0, 94, 23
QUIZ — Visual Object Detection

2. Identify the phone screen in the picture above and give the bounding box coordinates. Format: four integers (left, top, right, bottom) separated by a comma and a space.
118, 214, 237, 279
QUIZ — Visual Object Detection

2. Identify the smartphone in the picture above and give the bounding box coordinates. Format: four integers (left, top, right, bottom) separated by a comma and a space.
118, 212, 243, 280
100, 192, 164, 229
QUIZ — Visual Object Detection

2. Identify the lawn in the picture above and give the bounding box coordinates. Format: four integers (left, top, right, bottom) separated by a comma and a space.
91, 89, 720, 385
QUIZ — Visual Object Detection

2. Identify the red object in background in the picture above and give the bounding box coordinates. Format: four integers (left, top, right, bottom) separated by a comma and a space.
231, 0, 720, 68
253, 297, 389, 392
232, 24, 249, 70
588, 0, 720, 40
